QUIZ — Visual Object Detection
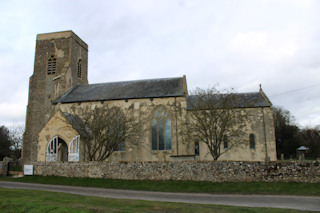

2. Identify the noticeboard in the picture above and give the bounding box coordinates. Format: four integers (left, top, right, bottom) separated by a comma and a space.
24, 165, 33, 175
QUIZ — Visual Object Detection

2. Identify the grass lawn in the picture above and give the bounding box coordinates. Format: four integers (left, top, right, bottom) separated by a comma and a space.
0, 188, 312, 213
1, 175, 319, 196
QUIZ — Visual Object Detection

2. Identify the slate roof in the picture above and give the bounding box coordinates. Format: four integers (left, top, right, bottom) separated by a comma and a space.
54, 77, 185, 104
186, 92, 271, 110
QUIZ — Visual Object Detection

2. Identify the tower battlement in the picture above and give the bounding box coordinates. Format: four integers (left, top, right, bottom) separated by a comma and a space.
37, 31, 88, 50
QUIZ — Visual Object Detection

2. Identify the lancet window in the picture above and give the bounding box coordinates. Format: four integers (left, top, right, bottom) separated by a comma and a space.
68, 135, 80, 161
250, 134, 255, 149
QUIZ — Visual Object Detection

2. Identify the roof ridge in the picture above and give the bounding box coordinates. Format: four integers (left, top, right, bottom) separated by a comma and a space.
83, 76, 184, 87
187, 91, 261, 97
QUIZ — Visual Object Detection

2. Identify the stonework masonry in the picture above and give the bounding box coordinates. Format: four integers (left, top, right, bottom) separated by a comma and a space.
31, 161, 320, 183
23, 30, 277, 164
0, 157, 13, 176
23, 31, 88, 163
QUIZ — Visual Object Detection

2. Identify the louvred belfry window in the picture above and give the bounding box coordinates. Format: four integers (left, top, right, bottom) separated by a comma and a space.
77, 59, 82, 78
47, 55, 56, 75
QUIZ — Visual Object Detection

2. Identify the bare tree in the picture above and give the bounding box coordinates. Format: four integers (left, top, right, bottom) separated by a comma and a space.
65, 104, 144, 161
0, 126, 12, 160
8, 124, 24, 160
183, 87, 249, 160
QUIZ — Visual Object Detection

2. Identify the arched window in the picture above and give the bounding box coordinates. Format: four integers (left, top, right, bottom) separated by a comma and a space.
68, 135, 80, 162
250, 134, 255, 149
223, 135, 228, 149
77, 59, 82, 78
151, 106, 171, 150
114, 141, 125, 151
194, 142, 199, 156
46, 136, 58, 161
47, 55, 56, 75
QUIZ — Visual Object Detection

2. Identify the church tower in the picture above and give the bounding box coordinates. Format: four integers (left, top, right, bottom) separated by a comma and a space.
23, 31, 88, 163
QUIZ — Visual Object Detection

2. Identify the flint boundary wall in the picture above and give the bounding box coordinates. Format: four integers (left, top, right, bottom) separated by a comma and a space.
31, 161, 320, 183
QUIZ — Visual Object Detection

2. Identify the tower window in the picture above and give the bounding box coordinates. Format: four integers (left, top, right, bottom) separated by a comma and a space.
250, 134, 255, 149
77, 59, 82, 78
47, 55, 56, 75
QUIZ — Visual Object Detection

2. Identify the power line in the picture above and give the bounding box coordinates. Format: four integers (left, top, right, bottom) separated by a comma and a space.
270, 83, 320, 98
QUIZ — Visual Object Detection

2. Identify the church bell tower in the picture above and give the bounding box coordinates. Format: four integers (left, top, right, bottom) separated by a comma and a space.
23, 31, 88, 163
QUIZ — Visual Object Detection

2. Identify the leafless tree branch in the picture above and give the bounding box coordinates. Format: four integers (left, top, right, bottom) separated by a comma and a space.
182, 87, 249, 160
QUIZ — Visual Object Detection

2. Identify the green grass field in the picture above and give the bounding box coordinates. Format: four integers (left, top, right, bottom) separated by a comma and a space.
1, 175, 320, 196
0, 188, 312, 213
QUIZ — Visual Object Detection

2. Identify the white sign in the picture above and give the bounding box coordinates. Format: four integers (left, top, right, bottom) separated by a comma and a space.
24, 165, 33, 175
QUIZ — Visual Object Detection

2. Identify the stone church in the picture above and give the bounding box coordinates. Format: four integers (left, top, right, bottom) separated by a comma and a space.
22, 31, 277, 164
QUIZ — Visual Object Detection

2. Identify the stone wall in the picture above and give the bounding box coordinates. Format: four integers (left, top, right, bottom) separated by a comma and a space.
31, 161, 320, 183
1, 157, 13, 176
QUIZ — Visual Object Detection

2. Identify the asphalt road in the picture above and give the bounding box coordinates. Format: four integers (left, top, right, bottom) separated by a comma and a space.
0, 181, 319, 211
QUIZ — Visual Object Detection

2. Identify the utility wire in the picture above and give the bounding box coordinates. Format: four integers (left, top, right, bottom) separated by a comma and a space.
270, 83, 320, 98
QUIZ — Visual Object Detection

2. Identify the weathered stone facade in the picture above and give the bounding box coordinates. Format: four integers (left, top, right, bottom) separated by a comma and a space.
32, 161, 320, 183
23, 31, 88, 163
197, 107, 276, 161
37, 111, 79, 162
56, 97, 188, 162
23, 30, 277, 164
35, 97, 277, 162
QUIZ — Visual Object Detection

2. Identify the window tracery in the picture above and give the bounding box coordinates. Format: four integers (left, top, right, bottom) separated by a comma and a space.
151, 106, 172, 150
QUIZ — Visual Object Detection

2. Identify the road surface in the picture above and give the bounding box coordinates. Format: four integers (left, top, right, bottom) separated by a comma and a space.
0, 181, 319, 211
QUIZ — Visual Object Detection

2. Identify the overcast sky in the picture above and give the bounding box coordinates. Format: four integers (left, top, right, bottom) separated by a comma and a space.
0, 0, 319, 128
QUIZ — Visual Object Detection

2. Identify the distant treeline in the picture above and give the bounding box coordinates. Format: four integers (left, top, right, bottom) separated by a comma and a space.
273, 106, 320, 159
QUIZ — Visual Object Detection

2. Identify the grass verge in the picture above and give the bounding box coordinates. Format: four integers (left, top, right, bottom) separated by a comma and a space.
1, 175, 319, 196
0, 188, 311, 213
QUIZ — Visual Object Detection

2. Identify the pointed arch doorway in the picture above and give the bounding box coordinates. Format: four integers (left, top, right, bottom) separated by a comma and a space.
46, 136, 68, 162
